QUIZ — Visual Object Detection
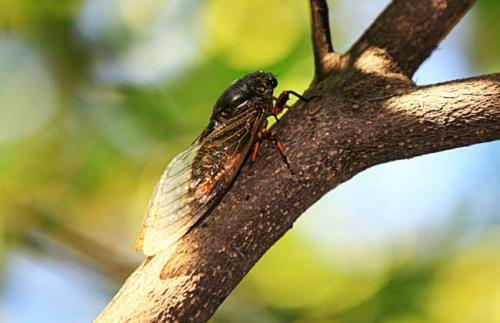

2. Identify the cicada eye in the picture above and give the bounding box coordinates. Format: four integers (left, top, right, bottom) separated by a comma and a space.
269, 77, 278, 88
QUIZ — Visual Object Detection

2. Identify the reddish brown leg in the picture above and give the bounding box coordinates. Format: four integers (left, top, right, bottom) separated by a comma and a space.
262, 129, 294, 174
249, 130, 264, 168
272, 135, 294, 174
250, 141, 261, 163
272, 91, 289, 115
272, 90, 310, 115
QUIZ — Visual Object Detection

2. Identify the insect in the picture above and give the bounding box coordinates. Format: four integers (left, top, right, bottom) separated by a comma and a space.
134, 71, 308, 256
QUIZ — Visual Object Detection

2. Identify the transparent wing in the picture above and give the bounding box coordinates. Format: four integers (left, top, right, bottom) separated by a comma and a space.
135, 107, 263, 256
134, 144, 202, 256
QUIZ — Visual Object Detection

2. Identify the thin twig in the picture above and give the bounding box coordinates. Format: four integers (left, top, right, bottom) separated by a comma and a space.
19, 204, 136, 279
310, 0, 335, 79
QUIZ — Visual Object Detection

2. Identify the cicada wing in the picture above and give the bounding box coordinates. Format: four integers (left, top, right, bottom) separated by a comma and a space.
135, 107, 264, 256
134, 144, 203, 256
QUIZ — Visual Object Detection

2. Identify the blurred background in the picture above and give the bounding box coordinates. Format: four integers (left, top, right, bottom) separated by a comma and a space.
0, 0, 499, 322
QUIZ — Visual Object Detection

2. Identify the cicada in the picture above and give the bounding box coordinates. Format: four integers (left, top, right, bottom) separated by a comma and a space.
135, 71, 307, 256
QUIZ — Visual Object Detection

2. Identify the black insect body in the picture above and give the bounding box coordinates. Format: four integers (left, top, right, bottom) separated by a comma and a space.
135, 71, 307, 256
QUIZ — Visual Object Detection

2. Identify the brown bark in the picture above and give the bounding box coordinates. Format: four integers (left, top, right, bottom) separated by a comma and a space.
349, 0, 476, 76
310, 0, 338, 79
96, 0, 500, 322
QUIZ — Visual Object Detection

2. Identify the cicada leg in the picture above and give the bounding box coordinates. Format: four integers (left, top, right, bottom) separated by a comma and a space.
249, 126, 266, 168
251, 129, 294, 174
267, 131, 294, 174
273, 90, 310, 114
271, 90, 311, 121
250, 140, 261, 164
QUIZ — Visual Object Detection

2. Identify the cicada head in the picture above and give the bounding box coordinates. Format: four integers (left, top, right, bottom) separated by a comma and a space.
212, 71, 277, 121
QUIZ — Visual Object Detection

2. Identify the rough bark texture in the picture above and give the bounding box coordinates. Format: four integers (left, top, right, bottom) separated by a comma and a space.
348, 0, 476, 76
96, 0, 499, 322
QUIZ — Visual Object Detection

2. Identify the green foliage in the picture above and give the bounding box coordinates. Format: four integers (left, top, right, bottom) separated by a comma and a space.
473, 0, 500, 72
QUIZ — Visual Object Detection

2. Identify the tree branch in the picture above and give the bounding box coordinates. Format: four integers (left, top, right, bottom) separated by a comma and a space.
17, 204, 136, 280
354, 73, 500, 165
309, 0, 337, 79
96, 72, 500, 322
348, 0, 476, 77
95, 1, 499, 321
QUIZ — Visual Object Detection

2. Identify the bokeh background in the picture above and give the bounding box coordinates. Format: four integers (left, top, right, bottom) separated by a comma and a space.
1, 0, 499, 322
